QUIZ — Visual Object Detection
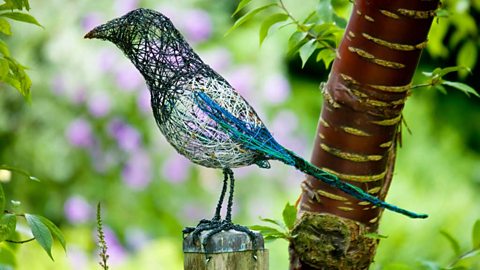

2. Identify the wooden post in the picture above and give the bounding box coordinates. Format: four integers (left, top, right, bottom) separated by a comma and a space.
183, 229, 268, 270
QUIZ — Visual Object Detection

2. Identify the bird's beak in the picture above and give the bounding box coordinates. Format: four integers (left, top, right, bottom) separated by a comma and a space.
84, 22, 113, 40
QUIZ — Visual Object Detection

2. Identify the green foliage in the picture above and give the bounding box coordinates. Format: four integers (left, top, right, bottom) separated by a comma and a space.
473, 220, 480, 249
427, 0, 479, 78
229, 0, 346, 68
0, 165, 64, 262
424, 220, 480, 270
250, 202, 297, 242
419, 66, 479, 97
0, 214, 16, 242
0, 165, 40, 182
0, 0, 41, 100
25, 214, 54, 260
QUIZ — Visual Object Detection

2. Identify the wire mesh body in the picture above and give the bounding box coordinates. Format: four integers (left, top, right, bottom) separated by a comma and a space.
88, 8, 268, 169
159, 76, 268, 168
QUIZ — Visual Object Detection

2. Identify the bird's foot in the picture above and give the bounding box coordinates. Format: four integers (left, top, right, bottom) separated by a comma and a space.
184, 220, 258, 250
202, 220, 258, 250
182, 219, 216, 235
182, 219, 222, 239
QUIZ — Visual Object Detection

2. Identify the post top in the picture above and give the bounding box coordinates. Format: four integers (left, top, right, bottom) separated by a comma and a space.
183, 229, 264, 253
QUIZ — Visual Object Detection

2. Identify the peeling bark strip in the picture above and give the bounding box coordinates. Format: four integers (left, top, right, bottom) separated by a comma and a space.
291, 0, 439, 269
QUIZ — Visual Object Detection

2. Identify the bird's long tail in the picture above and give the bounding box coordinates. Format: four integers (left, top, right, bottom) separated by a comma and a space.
194, 91, 428, 219
283, 150, 427, 219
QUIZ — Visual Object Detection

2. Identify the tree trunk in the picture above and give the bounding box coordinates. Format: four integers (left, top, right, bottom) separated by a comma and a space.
289, 0, 439, 269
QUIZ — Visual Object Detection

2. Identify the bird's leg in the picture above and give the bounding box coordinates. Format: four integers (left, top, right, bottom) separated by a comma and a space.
224, 168, 235, 223
212, 168, 229, 221
201, 169, 258, 251
183, 169, 258, 256
182, 169, 229, 235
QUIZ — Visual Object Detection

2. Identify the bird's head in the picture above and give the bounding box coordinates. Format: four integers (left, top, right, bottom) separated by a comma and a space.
84, 8, 179, 54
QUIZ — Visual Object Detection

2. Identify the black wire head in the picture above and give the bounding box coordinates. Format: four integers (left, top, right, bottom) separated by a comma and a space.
84, 8, 178, 52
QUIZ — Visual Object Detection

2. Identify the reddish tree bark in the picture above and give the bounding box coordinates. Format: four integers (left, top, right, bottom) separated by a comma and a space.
290, 0, 439, 269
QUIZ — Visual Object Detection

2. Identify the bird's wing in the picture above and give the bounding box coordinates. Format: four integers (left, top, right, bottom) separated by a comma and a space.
193, 91, 294, 165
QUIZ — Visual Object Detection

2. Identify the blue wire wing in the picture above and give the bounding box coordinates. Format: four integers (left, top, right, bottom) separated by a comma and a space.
193, 91, 295, 165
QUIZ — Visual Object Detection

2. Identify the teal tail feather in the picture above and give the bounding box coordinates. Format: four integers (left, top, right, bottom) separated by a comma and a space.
194, 91, 428, 219
283, 150, 428, 219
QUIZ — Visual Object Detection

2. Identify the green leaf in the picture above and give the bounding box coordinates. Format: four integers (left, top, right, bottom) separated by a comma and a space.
419, 260, 441, 270
440, 230, 461, 256
442, 81, 479, 98
299, 39, 317, 68
232, 0, 253, 17
0, 214, 16, 242
0, 58, 8, 80
0, 12, 41, 27
0, 18, 11, 35
0, 40, 10, 57
435, 8, 449, 18
0, 244, 16, 268
249, 225, 288, 240
454, 249, 480, 268
259, 217, 286, 230
332, 13, 347, 28
25, 214, 53, 260
316, 48, 335, 69
225, 3, 277, 36
282, 202, 297, 230
259, 13, 288, 45
317, 0, 333, 23
303, 11, 317, 24
0, 185, 4, 215
364, 232, 388, 239
472, 219, 480, 249
35, 216, 66, 252
4, 57, 31, 99
424, 66, 471, 78
434, 84, 447, 95
287, 31, 308, 55
457, 41, 477, 77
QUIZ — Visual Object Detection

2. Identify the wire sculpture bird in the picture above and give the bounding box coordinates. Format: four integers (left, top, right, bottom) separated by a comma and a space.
85, 8, 427, 248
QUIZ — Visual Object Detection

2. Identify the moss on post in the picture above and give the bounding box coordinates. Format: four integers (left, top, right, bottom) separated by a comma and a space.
289, 212, 378, 270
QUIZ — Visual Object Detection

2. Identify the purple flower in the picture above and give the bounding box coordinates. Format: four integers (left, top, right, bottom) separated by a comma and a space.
101, 227, 127, 266
262, 74, 291, 104
66, 118, 94, 148
248, 198, 273, 218
115, 0, 139, 15
64, 195, 92, 224
81, 12, 102, 32
181, 204, 208, 221
226, 65, 255, 98
270, 110, 307, 154
181, 9, 212, 43
271, 110, 298, 140
125, 227, 150, 251
51, 75, 65, 95
122, 150, 152, 190
88, 92, 111, 118
115, 64, 143, 91
162, 155, 191, 184
107, 118, 141, 152
137, 87, 151, 113
200, 48, 232, 72
98, 49, 118, 72
67, 246, 89, 270
71, 87, 86, 104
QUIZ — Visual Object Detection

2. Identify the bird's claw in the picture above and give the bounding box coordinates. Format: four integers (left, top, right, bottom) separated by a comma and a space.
184, 220, 258, 252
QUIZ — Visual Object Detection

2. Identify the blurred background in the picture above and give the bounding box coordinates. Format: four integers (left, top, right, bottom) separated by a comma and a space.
1, 0, 479, 269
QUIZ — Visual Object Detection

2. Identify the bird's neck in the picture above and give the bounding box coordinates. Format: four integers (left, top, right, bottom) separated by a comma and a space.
126, 39, 202, 93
